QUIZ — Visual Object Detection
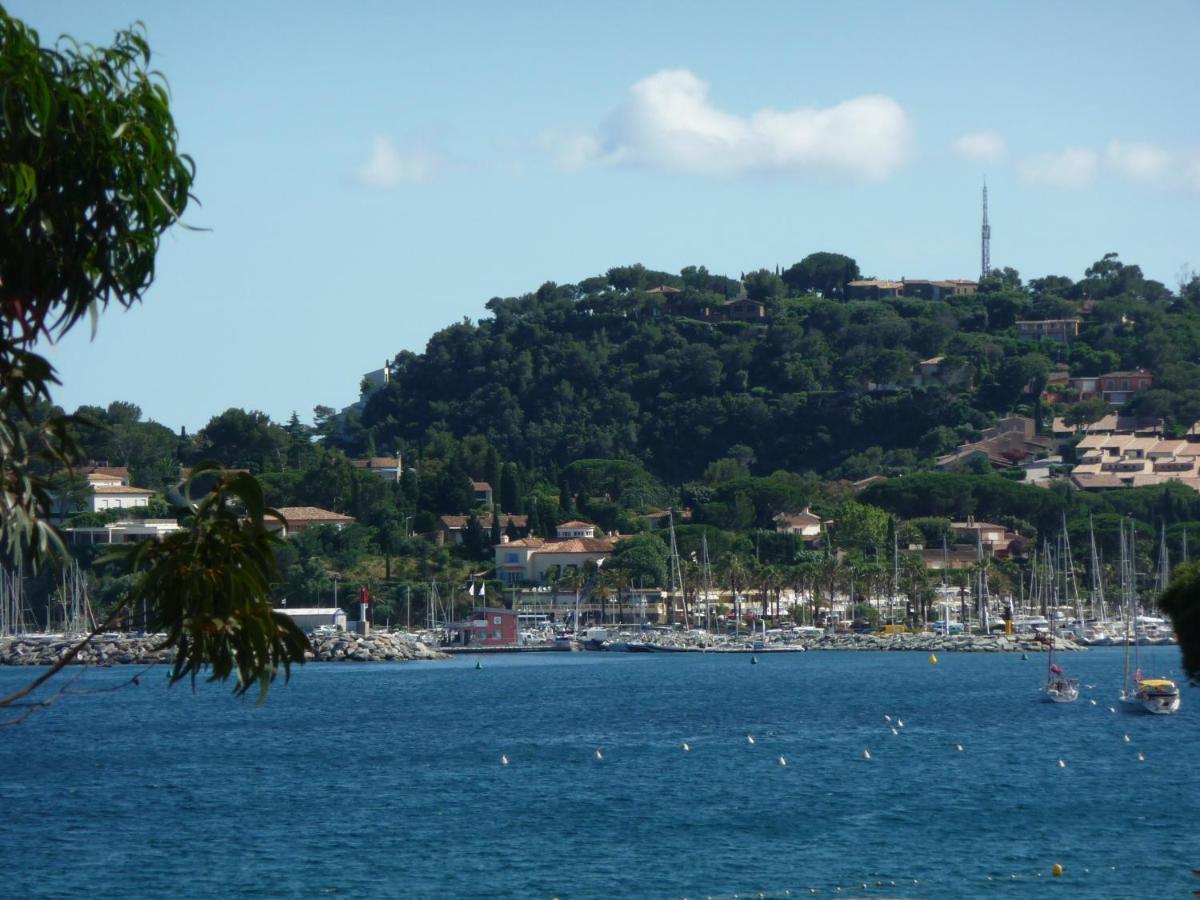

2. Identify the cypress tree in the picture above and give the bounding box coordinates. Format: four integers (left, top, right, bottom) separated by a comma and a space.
500, 462, 523, 514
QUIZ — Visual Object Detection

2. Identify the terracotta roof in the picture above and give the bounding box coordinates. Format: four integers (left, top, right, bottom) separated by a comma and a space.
501, 538, 544, 549
541, 537, 619, 553
352, 457, 401, 469
472, 481, 492, 491
274, 507, 355, 524
774, 511, 822, 525
557, 520, 593, 529
82, 465, 130, 479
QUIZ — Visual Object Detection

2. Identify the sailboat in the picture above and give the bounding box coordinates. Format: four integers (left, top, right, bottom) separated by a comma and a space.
1120, 520, 1180, 715
1043, 538, 1079, 703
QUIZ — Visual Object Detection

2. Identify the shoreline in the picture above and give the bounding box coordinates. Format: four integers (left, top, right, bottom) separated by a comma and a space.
0, 631, 1094, 666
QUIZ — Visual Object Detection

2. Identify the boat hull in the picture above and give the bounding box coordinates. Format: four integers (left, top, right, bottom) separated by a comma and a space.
1136, 687, 1181, 715
1044, 677, 1079, 703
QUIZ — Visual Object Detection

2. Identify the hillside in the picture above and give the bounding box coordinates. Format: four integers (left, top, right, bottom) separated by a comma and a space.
355, 253, 1200, 483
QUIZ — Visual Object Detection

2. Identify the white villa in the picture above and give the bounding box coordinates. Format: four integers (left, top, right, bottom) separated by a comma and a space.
494, 521, 621, 585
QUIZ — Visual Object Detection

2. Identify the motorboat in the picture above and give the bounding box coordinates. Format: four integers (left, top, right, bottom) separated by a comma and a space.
1135, 678, 1181, 715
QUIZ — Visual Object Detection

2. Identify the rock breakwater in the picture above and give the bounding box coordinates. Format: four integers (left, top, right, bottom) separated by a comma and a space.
306, 632, 448, 662
802, 633, 1083, 653
0, 631, 449, 667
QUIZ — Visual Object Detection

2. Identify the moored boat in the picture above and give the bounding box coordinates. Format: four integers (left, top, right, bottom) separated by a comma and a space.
1135, 678, 1181, 715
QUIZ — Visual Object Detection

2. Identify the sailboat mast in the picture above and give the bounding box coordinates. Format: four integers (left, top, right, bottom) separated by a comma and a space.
668, 509, 686, 630
701, 532, 713, 633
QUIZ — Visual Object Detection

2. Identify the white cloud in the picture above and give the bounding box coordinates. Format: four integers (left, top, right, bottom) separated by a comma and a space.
543, 69, 913, 181
951, 131, 1006, 162
1105, 141, 1171, 184
1019, 147, 1098, 189
356, 136, 446, 188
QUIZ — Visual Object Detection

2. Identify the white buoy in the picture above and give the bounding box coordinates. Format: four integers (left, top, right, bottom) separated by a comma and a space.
1123, 734, 1131, 743
897, 719, 904, 728
1108, 706, 1117, 713
1137, 751, 1145, 762
778, 755, 787, 767
747, 734, 756, 745
595, 748, 604, 760
891, 727, 899, 736
883, 714, 892, 722
1057, 758, 1067, 768
863, 749, 872, 760
682, 742, 690, 752
501, 755, 509, 766
1090, 699, 1097, 706
955, 744, 964, 752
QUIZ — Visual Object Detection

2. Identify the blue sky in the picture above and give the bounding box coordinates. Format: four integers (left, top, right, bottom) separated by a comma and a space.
12, 1, 1200, 433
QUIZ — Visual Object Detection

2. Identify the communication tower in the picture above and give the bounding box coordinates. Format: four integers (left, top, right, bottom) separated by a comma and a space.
981, 180, 991, 280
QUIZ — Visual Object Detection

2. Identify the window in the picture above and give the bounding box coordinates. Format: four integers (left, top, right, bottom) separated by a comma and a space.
493, 616, 502, 625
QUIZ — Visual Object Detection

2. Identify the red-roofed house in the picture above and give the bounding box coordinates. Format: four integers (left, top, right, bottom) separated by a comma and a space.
352, 456, 403, 480
495, 521, 622, 585
772, 508, 826, 544
271, 507, 356, 537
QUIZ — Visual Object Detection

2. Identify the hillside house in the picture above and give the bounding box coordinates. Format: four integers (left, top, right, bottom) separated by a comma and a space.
846, 279, 904, 299
63, 519, 184, 545
494, 521, 621, 585
772, 508, 826, 544
1016, 318, 1080, 342
1051, 414, 1164, 440
912, 357, 973, 390
351, 456, 403, 480
1069, 370, 1153, 405
438, 514, 529, 545
270, 507, 356, 536
936, 416, 1056, 470
951, 519, 1023, 558
1069, 425, 1200, 491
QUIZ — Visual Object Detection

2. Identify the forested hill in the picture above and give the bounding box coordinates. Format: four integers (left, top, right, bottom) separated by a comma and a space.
353, 254, 1200, 483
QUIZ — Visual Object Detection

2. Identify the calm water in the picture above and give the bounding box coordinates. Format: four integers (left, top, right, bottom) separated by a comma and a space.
1, 647, 1196, 899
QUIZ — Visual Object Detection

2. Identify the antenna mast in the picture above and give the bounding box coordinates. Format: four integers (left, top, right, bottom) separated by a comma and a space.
981, 180, 991, 280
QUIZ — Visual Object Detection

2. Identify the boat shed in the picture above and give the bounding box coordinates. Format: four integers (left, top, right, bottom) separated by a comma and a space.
447, 608, 519, 647
274, 607, 347, 633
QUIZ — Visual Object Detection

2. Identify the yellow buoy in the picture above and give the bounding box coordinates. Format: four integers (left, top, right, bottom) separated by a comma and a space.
929, 654, 938, 664
1051, 863, 1063, 877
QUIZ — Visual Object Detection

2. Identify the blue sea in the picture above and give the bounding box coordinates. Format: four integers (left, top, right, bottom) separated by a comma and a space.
1, 647, 1196, 899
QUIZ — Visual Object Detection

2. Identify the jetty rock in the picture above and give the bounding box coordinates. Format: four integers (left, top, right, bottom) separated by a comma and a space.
804, 633, 1084, 653
0, 634, 175, 667
0, 631, 449, 668
306, 632, 449, 663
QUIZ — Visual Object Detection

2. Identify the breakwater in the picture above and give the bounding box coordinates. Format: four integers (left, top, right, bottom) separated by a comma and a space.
594, 630, 1084, 653
0, 632, 449, 667
802, 633, 1084, 653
